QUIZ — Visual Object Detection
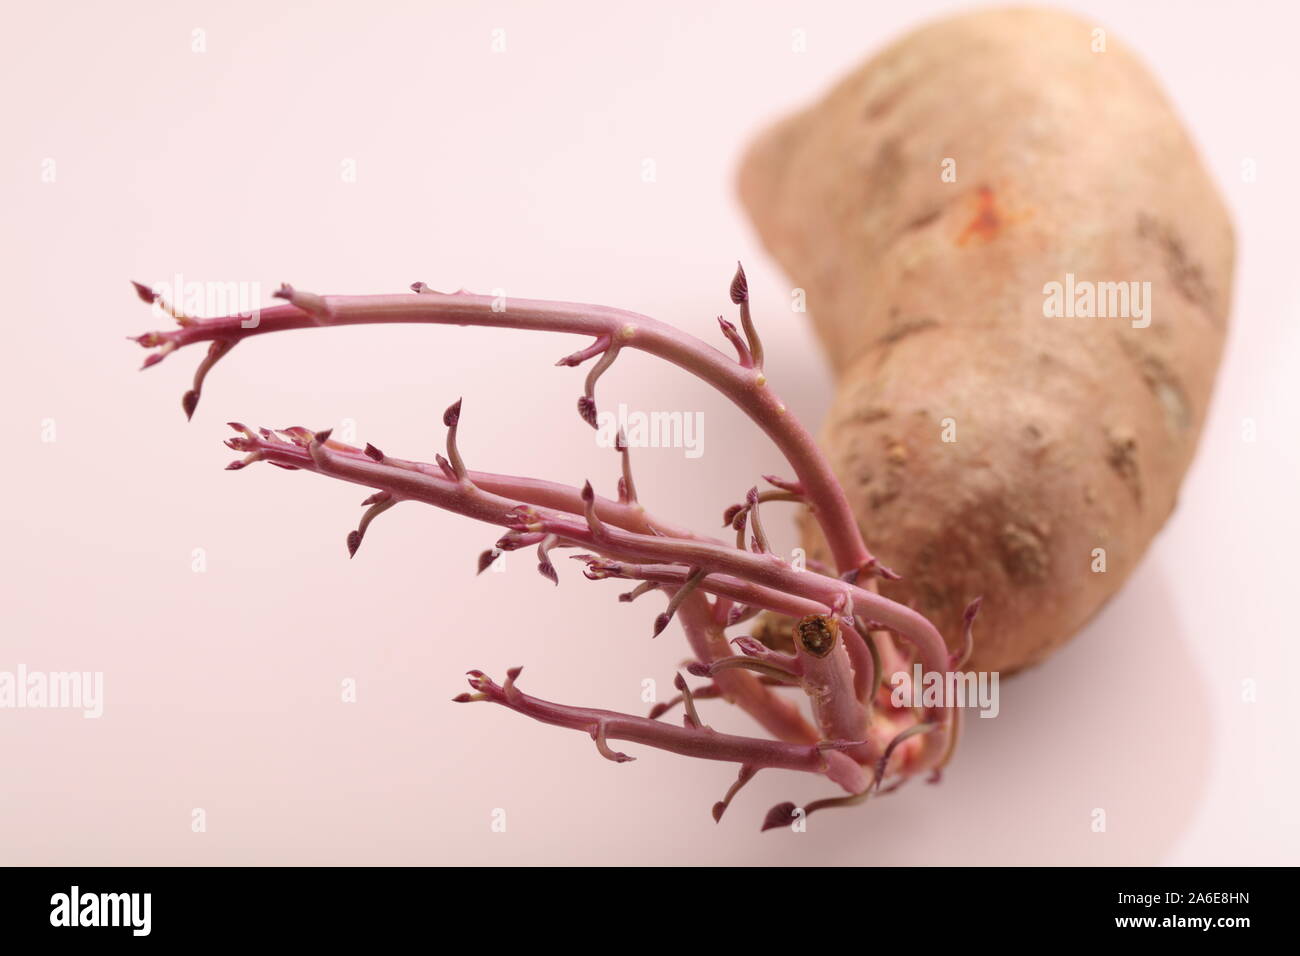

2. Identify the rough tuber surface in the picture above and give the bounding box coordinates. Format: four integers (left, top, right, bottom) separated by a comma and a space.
739, 8, 1234, 673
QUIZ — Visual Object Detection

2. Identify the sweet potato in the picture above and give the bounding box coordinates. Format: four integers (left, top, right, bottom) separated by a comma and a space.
738, 8, 1234, 673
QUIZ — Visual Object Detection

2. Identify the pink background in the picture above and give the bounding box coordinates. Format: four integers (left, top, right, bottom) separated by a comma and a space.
2, 0, 1296, 864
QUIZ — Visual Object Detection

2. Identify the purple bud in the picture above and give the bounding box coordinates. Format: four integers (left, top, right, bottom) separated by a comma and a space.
443, 398, 462, 428
363, 443, 384, 461
729, 261, 748, 305
712, 801, 729, 824
435, 454, 456, 480
577, 395, 598, 428
537, 560, 558, 586
685, 661, 711, 678
763, 474, 801, 493
224, 460, 246, 471
731, 510, 748, 533
877, 564, 902, 581
182, 390, 199, 421
476, 549, 500, 574
963, 596, 984, 625
732, 635, 767, 657
581, 481, 595, 504
647, 702, 669, 720
346, 530, 362, 558
451, 693, 475, 703
652, 612, 671, 637
746, 486, 759, 505
722, 504, 742, 527
760, 802, 799, 832
130, 280, 158, 304
314, 428, 333, 445
615, 429, 628, 453
673, 673, 688, 692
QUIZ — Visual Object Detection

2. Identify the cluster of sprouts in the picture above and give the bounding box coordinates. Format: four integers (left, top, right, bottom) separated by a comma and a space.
129, 265, 976, 829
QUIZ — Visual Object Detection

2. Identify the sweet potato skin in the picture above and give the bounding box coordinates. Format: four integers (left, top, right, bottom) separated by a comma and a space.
739, 8, 1234, 673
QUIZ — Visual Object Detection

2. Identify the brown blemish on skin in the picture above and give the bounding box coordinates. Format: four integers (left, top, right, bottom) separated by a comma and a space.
795, 615, 839, 658
840, 405, 891, 427
957, 186, 1001, 245
1115, 333, 1192, 437
869, 138, 905, 194
914, 542, 935, 572
876, 315, 940, 347
1137, 214, 1218, 322
1106, 426, 1143, 503
916, 580, 948, 615
864, 86, 903, 121
868, 476, 903, 510
847, 434, 908, 510
905, 208, 942, 232
1021, 423, 1050, 463
870, 315, 941, 372
998, 522, 1049, 584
